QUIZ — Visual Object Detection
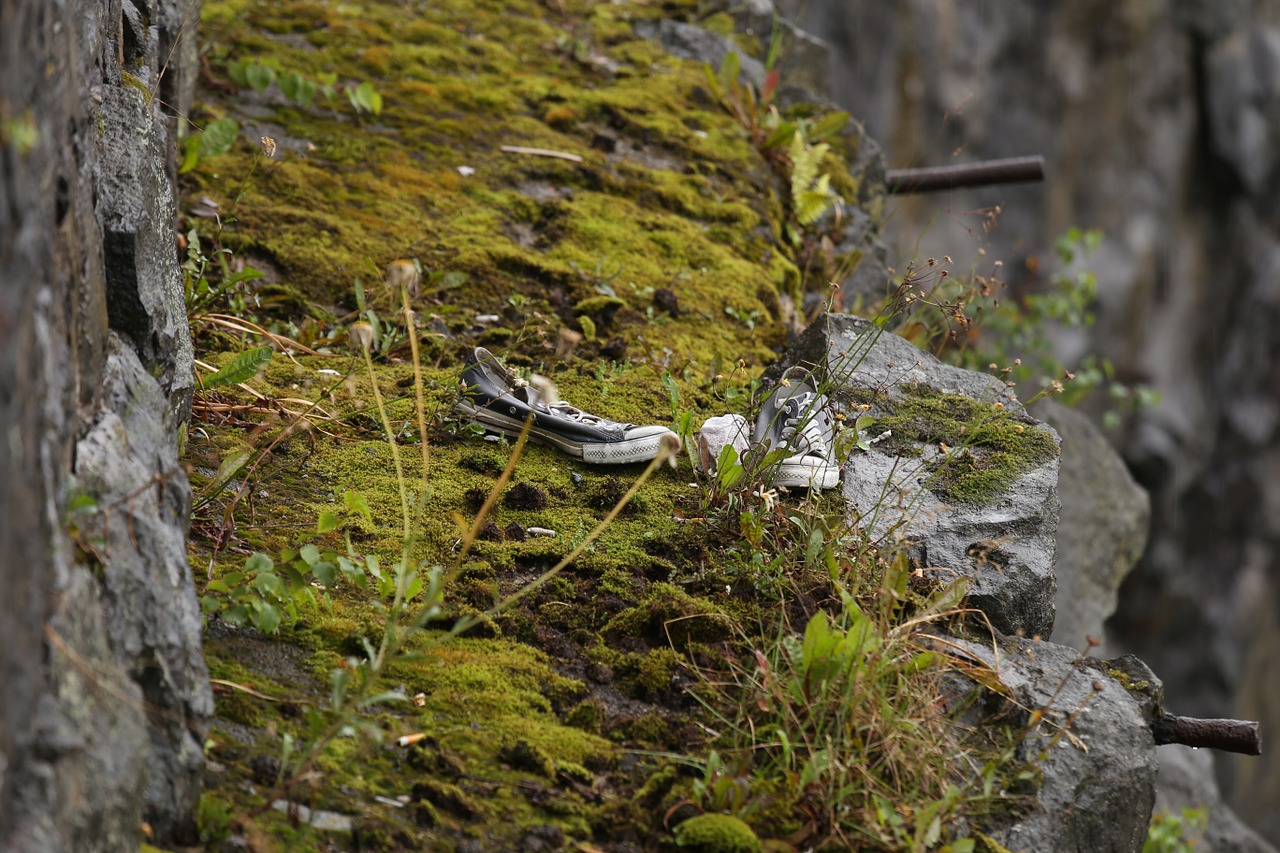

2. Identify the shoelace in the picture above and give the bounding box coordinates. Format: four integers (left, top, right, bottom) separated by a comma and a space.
546, 400, 612, 426
779, 393, 830, 457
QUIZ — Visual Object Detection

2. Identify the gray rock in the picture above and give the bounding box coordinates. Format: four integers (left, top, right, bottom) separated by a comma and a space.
1154, 746, 1278, 853
831, 118, 892, 307
1207, 28, 1280, 197
74, 334, 212, 840
775, 314, 1061, 638
1036, 400, 1150, 647
634, 19, 766, 89
954, 636, 1158, 853
94, 85, 195, 429
725, 0, 833, 103
20, 570, 151, 852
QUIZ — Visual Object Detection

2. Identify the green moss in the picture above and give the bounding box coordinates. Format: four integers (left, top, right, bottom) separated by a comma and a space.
1106, 668, 1151, 693
603, 582, 736, 651
673, 813, 764, 853
119, 70, 152, 105
184, 0, 892, 846
565, 699, 604, 734
868, 385, 1060, 505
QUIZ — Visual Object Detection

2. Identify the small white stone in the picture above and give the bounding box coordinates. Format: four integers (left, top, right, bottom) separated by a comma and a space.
695, 414, 751, 473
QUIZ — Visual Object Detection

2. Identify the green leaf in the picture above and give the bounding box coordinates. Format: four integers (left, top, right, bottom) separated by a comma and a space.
282, 561, 306, 589
250, 602, 281, 633
225, 266, 266, 286
67, 493, 98, 514
227, 60, 251, 88
761, 122, 797, 150
198, 118, 240, 158
438, 270, 468, 289
336, 555, 362, 583
179, 134, 202, 174
312, 561, 338, 587
299, 543, 321, 567
718, 50, 740, 89
348, 81, 383, 115
244, 552, 274, 574
279, 72, 317, 108
344, 490, 373, 525
317, 510, 340, 533
809, 110, 850, 142
702, 63, 723, 100
360, 691, 408, 708
330, 667, 350, 709
203, 346, 273, 389
252, 572, 283, 595
244, 63, 275, 93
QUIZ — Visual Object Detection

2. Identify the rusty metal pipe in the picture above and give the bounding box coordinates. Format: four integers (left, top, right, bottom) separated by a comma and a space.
886, 155, 1046, 195
1152, 714, 1262, 756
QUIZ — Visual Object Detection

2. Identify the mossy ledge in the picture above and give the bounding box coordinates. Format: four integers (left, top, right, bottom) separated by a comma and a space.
178, 0, 981, 850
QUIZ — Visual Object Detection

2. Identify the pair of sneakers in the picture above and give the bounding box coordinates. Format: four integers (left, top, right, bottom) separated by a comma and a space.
455, 347, 680, 464
455, 348, 837, 487
752, 367, 840, 490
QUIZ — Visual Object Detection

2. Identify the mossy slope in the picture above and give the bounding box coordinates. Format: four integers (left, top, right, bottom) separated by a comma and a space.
183, 0, 855, 849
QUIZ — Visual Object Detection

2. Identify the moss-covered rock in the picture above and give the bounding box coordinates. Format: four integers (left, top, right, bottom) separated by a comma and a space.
673, 813, 764, 853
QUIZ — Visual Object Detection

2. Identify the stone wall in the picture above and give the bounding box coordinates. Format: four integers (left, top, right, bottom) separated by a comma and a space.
787, 0, 1280, 843
0, 0, 209, 849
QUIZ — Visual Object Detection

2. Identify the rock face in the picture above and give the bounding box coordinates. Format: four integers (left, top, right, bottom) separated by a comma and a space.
1155, 746, 1276, 853
1037, 400, 1150, 647
787, 0, 1280, 842
773, 314, 1061, 639
954, 637, 1159, 853
0, 0, 210, 849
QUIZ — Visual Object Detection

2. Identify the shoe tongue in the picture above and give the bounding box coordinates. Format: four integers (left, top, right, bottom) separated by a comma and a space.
782, 394, 827, 456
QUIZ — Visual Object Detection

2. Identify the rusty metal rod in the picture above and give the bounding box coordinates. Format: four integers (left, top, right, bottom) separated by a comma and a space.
1152, 714, 1262, 756
886, 155, 1045, 195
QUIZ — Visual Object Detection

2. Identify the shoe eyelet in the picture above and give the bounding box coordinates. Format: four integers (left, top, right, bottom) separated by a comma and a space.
509, 406, 517, 415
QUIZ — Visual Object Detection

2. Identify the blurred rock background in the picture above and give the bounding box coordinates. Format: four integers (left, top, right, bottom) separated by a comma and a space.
782, 0, 1280, 843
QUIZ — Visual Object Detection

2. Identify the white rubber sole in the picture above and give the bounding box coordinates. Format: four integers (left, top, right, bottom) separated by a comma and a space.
772, 458, 840, 490
455, 401, 676, 464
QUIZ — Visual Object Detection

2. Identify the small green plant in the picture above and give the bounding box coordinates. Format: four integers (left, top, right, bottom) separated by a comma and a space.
199, 490, 373, 633
227, 59, 382, 116
897, 228, 1160, 423
685, 548, 991, 849
724, 304, 764, 331
182, 226, 264, 319
199, 345, 273, 390
179, 117, 240, 174
1143, 807, 1208, 853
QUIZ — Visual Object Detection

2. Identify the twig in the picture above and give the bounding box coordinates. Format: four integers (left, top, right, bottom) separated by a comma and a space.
499, 145, 584, 163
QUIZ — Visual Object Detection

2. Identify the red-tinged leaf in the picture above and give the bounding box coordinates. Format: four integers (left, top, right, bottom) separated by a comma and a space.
762, 68, 778, 104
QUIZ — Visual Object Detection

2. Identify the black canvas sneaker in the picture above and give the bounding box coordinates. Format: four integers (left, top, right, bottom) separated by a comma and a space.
753, 367, 839, 489
455, 348, 681, 464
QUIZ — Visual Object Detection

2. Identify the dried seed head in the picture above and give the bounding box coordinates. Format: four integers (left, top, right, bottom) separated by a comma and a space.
658, 432, 683, 468
529, 374, 559, 406
260, 136, 277, 158
349, 322, 375, 352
